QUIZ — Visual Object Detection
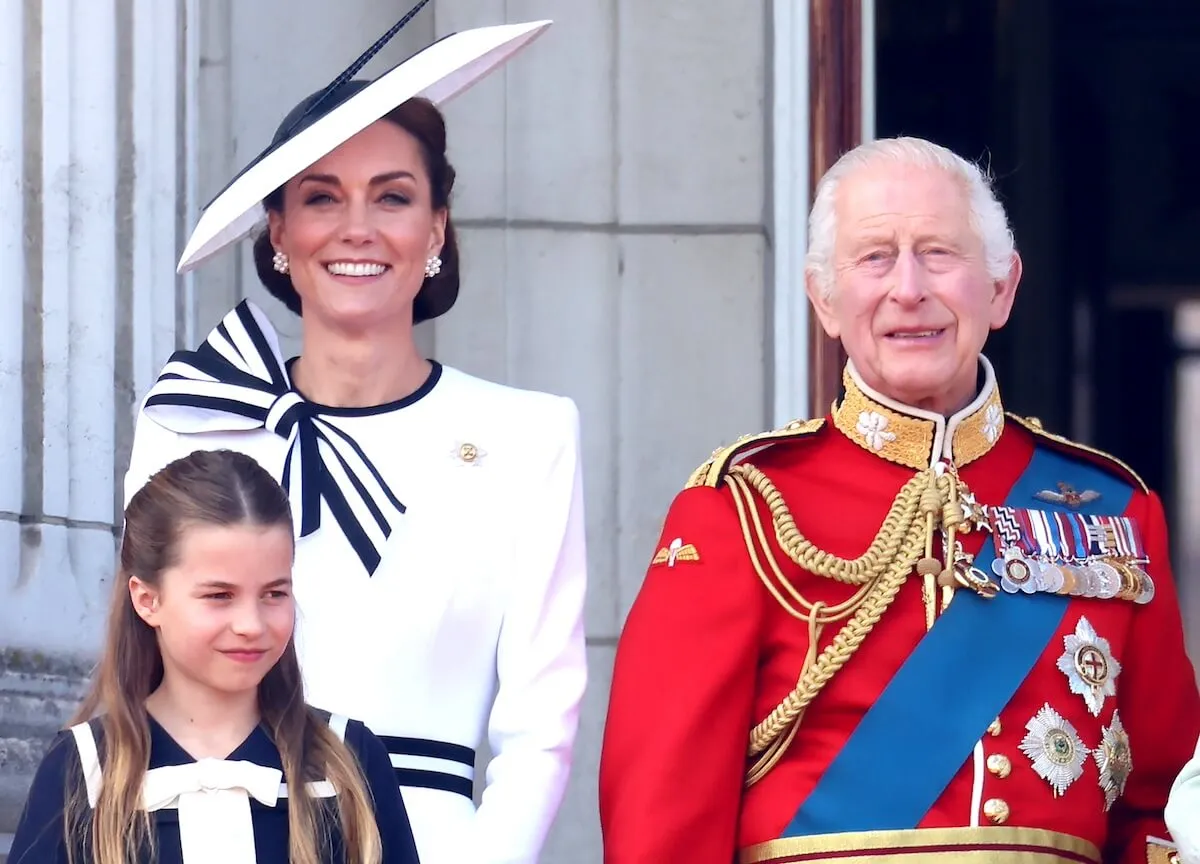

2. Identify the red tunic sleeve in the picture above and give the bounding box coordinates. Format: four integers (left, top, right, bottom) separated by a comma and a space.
599, 485, 764, 864
1105, 490, 1200, 863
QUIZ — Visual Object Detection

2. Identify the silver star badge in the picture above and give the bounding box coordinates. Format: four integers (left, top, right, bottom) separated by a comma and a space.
1056, 617, 1121, 717
1019, 703, 1090, 797
1094, 711, 1133, 811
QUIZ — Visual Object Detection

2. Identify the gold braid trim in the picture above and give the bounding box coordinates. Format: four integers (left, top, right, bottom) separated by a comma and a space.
1005, 413, 1148, 492
724, 463, 961, 786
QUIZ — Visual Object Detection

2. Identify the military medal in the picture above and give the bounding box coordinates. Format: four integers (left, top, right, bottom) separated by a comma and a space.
992, 548, 1037, 594
990, 507, 1046, 594
985, 504, 1154, 605
1094, 710, 1133, 811
1056, 616, 1120, 716
1088, 514, 1155, 604
1019, 703, 1090, 797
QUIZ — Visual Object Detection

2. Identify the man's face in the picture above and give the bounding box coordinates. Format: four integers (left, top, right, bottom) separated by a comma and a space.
808, 161, 1021, 415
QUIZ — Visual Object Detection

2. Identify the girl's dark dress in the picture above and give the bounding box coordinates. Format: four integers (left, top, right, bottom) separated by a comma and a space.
8, 709, 420, 863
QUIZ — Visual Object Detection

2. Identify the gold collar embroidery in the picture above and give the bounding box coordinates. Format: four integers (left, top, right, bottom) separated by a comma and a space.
831, 357, 1005, 470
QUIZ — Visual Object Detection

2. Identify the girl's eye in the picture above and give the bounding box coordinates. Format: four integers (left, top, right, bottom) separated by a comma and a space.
304, 192, 336, 205
380, 192, 410, 205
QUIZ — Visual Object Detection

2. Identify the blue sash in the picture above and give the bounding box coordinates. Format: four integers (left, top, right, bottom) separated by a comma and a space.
782, 447, 1135, 836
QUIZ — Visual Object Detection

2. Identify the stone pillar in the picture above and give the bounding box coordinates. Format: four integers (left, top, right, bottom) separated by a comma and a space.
0, 0, 189, 849
431, 3, 771, 861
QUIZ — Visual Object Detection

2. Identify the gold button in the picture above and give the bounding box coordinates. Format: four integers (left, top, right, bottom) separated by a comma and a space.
983, 798, 1010, 825
458, 443, 478, 463
987, 718, 1002, 737
986, 754, 1011, 778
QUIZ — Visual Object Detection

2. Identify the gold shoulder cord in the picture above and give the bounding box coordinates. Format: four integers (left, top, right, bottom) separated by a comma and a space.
724, 461, 981, 787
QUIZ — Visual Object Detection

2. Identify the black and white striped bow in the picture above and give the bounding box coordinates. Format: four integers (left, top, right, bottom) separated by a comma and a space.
142, 300, 405, 576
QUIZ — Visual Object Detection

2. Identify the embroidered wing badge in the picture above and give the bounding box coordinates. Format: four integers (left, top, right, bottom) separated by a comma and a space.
652, 537, 700, 568
1034, 482, 1101, 510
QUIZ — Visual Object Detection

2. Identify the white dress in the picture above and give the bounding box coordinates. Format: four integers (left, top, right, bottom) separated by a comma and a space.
123, 301, 589, 864
1167, 736, 1200, 864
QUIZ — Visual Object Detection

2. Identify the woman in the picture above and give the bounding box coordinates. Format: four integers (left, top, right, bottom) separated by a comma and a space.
10, 449, 419, 864
124, 11, 586, 864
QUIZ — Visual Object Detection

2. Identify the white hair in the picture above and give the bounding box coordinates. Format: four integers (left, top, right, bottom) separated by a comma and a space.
805, 137, 1015, 297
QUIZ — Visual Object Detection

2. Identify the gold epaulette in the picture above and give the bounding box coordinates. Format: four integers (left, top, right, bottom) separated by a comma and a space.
1005, 413, 1148, 493
685, 418, 825, 489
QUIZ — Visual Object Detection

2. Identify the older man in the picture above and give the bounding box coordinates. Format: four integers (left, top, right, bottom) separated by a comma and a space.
599, 137, 1200, 864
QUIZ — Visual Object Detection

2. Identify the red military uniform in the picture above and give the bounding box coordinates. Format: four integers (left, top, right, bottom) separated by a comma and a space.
600, 359, 1200, 864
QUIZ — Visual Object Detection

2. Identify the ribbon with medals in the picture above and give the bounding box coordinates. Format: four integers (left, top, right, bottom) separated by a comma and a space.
990, 507, 1154, 603
781, 446, 1139, 836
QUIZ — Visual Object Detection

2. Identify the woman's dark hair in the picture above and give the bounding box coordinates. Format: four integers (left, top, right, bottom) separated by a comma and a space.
253, 85, 459, 324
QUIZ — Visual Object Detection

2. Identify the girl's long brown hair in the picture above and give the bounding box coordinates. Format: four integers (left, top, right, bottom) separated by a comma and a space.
70, 449, 382, 864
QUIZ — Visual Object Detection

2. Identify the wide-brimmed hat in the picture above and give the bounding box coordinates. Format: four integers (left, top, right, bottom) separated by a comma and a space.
177, 1, 550, 273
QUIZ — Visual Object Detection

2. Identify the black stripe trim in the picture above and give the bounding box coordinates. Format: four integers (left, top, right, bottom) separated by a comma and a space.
393, 768, 473, 799
142, 300, 412, 578
378, 735, 475, 765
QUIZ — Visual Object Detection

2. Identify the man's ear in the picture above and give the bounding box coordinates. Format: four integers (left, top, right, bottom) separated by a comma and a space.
806, 271, 842, 339
989, 252, 1022, 330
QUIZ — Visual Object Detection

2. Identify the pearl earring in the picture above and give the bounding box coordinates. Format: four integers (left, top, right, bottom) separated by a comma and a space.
424, 256, 442, 279
272, 250, 290, 274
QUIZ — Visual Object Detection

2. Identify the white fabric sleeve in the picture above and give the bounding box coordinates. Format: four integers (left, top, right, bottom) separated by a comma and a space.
1167, 734, 1200, 864
468, 396, 589, 864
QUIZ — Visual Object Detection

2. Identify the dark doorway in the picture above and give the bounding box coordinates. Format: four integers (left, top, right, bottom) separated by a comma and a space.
873, 0, 1200, 640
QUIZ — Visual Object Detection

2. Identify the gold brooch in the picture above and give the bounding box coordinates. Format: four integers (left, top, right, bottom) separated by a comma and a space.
452, 441, 486, 466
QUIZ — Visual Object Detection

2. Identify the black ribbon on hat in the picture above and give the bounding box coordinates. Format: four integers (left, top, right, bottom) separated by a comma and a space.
203, 0, 437, 209
142, 301, 406, 576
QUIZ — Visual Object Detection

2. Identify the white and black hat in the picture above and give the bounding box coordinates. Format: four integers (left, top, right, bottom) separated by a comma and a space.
178, 0, 550, 273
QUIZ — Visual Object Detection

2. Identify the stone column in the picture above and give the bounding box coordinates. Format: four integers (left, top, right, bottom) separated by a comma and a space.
432, 3, 771, 861
0, 0, 189, 849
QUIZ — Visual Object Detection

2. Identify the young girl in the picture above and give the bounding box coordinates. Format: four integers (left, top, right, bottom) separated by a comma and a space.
8, 449, 420, 864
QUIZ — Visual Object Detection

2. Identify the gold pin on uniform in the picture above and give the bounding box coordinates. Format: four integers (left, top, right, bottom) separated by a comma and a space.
652, 537, 700, 568
1033, 482, 1101, 510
